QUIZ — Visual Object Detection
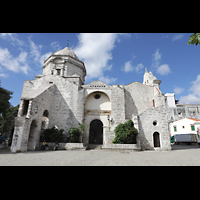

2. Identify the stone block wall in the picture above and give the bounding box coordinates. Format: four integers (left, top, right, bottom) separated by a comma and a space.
111, 85, 125, 127
138, 105, 171, 150
124, 82, 154, 118
47, 76, 83, 135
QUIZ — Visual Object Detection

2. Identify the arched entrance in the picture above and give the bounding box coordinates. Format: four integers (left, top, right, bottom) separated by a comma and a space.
89, 119, 103, 144
28, 120, 37, 151
84, 91, 111, 145
153, 132, 160, 147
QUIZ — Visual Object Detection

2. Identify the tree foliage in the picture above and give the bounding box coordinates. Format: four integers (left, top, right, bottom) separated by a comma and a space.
188, 33, 200, 46
68, 123, 87, 143
112, 120, 138, 144
0, 81, 15, 134
42, 127, 64, 142
0, 82, 13, 117
0, 105, 19, 133
69, 127, 80, 143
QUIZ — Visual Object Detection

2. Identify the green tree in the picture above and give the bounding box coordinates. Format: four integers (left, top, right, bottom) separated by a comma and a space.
112, 120, 138, 144
188, 33, 200, 46
42, 127, 64, 142
0, 81, 15, 134
79, 123, 88, 143
0, 81, 13, 117
69, 127, 80, 143
0, 105, 19, 133
68, 123, 87, 143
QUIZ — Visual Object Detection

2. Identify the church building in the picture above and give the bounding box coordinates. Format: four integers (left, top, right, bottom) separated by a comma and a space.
11, 47, 171, 152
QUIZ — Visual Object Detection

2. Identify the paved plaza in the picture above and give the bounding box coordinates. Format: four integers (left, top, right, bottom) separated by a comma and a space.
1, 145, 200, 166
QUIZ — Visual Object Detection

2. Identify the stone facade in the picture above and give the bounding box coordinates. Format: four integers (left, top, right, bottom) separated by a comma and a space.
11, 47, 171, 152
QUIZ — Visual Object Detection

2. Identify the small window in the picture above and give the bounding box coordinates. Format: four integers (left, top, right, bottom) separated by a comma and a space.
153, 100, 155, 107
94, 94, 101, 99
153, 121, 157, 126
174, 126, 177, 132
57, 69, 61, 75
191, 125, 195, 131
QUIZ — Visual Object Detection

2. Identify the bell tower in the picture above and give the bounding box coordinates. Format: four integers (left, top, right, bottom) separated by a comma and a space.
143, 68, 161, 88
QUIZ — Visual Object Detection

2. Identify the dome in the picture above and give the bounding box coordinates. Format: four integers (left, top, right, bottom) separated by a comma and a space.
54, 47, 79, 60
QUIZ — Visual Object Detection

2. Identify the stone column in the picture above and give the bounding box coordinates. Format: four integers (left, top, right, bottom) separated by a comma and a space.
26, 100, 33, 118
18, 99, 24, 117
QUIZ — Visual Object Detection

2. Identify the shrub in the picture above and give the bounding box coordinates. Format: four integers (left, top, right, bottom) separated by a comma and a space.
42, 127, 64, 142
112, 120, 138, 144
68, 127, 80, 143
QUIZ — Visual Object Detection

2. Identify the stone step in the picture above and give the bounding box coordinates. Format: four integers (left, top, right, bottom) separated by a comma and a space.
88, 144, 102, 150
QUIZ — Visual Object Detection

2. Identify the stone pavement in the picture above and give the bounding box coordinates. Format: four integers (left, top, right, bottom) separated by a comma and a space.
1, 145, 200, 166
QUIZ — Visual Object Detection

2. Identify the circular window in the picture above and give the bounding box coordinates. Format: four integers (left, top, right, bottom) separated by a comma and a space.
153, 121, 157, 126
94, 94, 101, 99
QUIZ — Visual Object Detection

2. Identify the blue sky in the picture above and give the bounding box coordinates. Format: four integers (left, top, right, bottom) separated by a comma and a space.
0, 33, 200, 106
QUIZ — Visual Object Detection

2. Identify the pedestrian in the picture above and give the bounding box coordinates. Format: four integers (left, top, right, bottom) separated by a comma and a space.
41, 140, 47, 150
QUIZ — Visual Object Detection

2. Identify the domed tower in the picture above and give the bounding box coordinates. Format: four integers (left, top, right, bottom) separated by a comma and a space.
42, 47, 86, 84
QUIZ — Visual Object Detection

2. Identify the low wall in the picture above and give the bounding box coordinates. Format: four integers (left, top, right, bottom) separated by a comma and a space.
102, 144, 141, 151
37, 142, 66, 150
37, 142, 87, 150
37, 142, 140, 151
65, 143, 86, 150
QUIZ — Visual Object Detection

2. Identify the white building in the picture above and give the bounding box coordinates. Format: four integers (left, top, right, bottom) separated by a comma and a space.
165, 93, 200, 121
170, 117, 200, 137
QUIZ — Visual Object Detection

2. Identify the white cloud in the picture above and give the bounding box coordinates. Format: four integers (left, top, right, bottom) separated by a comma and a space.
28, 37, 52, 68
0, 33, 25, 46
99, 76, 117, 85
73, 33, 128, 82
122, 61, 144, 73
174, 86, 185, 95
172, 34, 185, 41
179, 74, 200, 104
0, 73, 8, 78
151, 49, 171, 76
122, 61, 133, 72
39, 52, 52, 66
0, 47, 30, 75
51, 41, 61, 51
179, 94, 200, 104
152, 49, 161, 69
161, 34, 169, 39
135, 63, 145, 73
0, 34, 54, 77
190, 74, 200, 95
157, 64, 171, 75
29, 37, 43, 62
